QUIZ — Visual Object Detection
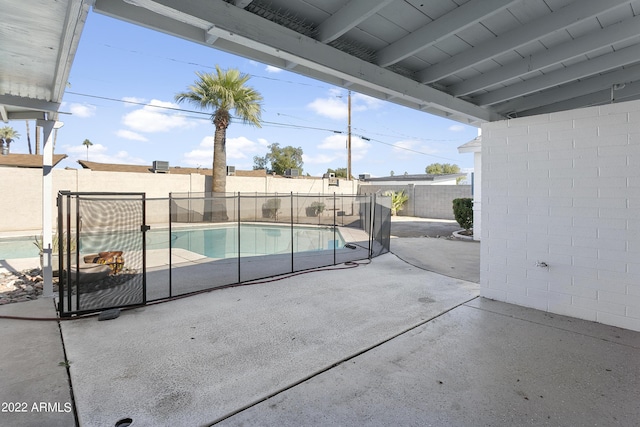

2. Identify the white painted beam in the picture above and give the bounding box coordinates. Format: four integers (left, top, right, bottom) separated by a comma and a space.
37, 119, 56, 298
0, 105, 7, 122
51, 0, 90, 102
474, 43, 640, 106
417, 0, 631, 83
376, 0, 518, 68
518, 80, 640, 116
0, 94, 60, 112
317, 0, 393, 44
495, 63, 640, 115
449, 14, 640, 97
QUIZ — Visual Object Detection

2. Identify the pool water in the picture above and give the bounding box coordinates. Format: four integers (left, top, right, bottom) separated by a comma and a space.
163, 224, 344, 258
0, 236, 40, 259
0, 224, 344, 261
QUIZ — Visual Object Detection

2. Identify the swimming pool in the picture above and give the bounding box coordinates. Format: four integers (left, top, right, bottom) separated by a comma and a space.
0, 224, 345, 261
163, 224, 344, 258
0, 236, 40, 260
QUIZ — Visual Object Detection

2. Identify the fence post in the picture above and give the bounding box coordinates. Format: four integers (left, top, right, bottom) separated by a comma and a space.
290, 192, 294, 273
238, 192, 241, 284
169, 193, 174, 297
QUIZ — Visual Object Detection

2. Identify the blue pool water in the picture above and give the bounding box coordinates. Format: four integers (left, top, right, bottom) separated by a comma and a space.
0, 224, 345, 260
0, 236, 40, 260
158, 224, 344, 258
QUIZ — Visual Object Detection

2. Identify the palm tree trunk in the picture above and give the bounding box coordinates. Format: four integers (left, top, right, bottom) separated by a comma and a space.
25, 121, 33, 154
212, 128, 227, 194
211, 127, 228, 221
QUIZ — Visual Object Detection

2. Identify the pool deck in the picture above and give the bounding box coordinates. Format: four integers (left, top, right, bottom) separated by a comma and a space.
1, 218, 639, 426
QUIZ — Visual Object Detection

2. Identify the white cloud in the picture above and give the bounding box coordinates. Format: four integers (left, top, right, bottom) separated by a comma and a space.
265, 65, 283, 73
62, 143, 146, 165
122, 99, 195, 133
69, 103, 96, 118
307, 97, 348, 120
317, 134, 370, 161
308, 91, 385, 120
122, 96, 146, 107
115, 129, 148, 141
182, 135, 268, 168
448, 124, 466, 132
352, 93, 383, 111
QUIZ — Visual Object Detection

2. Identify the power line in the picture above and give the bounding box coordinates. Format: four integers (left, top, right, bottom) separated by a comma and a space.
63, 91, 459, 160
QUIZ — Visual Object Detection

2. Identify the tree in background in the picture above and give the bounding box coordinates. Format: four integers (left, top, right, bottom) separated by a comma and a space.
252, 155, 267, 170
426, 162, 465, 184
254, 143, 303, 176
83, 139, 93, 161
425, 163, 460, 174
326, 167, 348, 178
0, 126, 20, 154
175, 66, 263, 194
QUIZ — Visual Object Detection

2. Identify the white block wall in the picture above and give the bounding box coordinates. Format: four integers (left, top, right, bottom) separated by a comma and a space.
481, 100, 640, 331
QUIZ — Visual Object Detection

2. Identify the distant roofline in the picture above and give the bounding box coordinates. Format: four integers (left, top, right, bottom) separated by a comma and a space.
0, 153, 68, 168
362, 173, 466, 182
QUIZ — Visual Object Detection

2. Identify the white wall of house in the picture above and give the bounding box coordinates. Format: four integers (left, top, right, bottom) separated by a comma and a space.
0, 168, 358, 232
481, 99, 640, 332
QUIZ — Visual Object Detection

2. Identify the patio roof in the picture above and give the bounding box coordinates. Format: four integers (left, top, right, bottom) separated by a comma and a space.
0, 0, 89, 123
2, 0, 640, 126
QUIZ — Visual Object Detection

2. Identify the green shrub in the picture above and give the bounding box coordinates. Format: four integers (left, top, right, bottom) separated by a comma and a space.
262, 198, 282, 218
452, 198, 473, 231
383, 190, 409, 216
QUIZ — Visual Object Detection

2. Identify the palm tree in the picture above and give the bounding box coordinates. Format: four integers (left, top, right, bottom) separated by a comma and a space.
25, 120, 33, 154
0, 126, 20, 154
82, 139, 93, 161
175, 66, 263, 195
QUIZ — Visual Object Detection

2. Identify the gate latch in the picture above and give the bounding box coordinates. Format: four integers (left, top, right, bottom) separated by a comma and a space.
141, 225, 151, 232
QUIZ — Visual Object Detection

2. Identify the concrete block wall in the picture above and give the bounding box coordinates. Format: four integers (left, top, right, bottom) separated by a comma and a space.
359, 184, 471, 220
481, 99, 640, 331
0, 168, 358, 232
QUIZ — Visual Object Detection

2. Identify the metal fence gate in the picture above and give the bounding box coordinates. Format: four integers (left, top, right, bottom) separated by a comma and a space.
57, 192, 147, 317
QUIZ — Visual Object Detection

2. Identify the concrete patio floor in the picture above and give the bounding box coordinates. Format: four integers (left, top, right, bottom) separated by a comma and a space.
1, 218, 639, 426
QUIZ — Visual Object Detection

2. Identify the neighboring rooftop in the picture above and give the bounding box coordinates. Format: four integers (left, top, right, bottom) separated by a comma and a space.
0, 153, 68, 168
360, 173, 466, 183
77, 160, 267, 177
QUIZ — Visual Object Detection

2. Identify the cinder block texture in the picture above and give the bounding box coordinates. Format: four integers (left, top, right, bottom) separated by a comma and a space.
359, 184, 471, 219
481, 100, 640, 331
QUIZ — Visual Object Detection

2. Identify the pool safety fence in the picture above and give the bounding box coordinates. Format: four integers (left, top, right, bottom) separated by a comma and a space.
57, 192, 390, 317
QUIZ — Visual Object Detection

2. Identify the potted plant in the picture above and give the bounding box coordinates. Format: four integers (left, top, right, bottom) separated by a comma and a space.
34, 232, 77, 276
262, 197, 281, 219
305, 201, 326, 217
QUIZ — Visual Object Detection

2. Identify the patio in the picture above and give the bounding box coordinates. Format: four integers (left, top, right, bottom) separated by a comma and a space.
1, 227, 638, 426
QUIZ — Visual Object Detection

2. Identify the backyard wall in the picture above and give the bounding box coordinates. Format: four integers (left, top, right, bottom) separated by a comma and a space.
0, 168, 358, 232
359, 184, 471, 220
481, 99, 640, 332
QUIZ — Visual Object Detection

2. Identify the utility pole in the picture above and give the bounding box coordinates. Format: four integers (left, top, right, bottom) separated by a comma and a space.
347, 90, 352, 180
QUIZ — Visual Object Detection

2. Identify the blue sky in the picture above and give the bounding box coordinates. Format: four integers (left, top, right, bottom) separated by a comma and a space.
22, 11, 478, 177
